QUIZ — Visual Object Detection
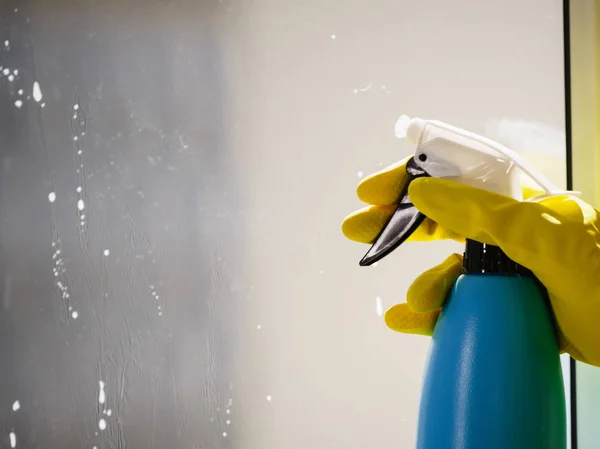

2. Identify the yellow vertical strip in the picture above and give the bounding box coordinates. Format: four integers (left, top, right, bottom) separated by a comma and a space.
570, 2, 600, 449
571, 0, 600, 205
570, 0, 599, 206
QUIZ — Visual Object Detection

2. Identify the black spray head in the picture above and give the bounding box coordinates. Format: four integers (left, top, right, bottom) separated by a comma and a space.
359, 157, 430, 266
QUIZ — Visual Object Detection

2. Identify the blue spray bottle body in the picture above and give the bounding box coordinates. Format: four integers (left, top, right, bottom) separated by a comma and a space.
416, 241, 566, 449
359, 116, 577, 449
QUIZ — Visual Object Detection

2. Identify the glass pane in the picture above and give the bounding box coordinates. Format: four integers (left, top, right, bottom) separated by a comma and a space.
569, 0, 600, 448
0, 0, 568, 447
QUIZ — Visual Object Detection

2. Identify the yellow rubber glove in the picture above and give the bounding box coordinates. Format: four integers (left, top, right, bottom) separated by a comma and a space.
343, 157, 600, 367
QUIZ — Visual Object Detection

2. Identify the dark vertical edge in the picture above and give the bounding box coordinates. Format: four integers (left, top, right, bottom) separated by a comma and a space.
563, 0, 578, 448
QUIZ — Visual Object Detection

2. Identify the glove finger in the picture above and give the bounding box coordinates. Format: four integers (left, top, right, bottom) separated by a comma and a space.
407, 178, 585, 279
407, 253, 464, 313
342, 205, 463, 244
356, 156, 412, 206
384, 303, 440, 336
356, 156, 542, 207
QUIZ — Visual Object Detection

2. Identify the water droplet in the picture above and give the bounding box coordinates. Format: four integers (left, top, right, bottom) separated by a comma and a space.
7, 75, 14, 82
13, 69, 18, 76
14, 100, 22, 109
2, 68, 9, 75
158, 311, 163, 316
17, 89, 23, 95
256, 325, 262, 330
226, 420, 231, 425
106, 409, 112, 416
376, 297, 383, 316
32, 81, 42, 102
41, 103, 45, 108
98, 419, 106, 430
73, 136, 78, 141
266, 395, 272, 402
226, 409, 231, 414
222, 432, 228, 438
331, 34, 336, 39
48, 192, 56, 203
9, 432, 16, 448
77, 150, 82, 155
12, 401, 20, 411
76, 186, 82, 193
73, 104, 79, 111
71, 311, 79, 319
103, 249, 110, 256
4, 40, 9, 47
77, 199, 85, 211
80, 214, 85, 219
98, 381, 106, 404
319, 270, 325, 275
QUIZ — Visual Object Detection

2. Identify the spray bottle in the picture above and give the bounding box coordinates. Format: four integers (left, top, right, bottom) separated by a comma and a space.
361, 116, 576, 449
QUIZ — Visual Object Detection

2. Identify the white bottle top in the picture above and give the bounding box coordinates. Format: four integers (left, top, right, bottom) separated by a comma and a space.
395, 115, 579, 201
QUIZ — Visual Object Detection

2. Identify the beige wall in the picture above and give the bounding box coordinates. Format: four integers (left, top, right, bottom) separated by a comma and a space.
227, 1, 567, 447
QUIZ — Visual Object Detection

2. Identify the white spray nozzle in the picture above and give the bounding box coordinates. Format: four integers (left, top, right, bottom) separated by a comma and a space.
395, 115, 579, 201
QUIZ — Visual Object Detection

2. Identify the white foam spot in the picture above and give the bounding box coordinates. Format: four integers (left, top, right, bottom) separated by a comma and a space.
73, 136, 78, 141
98, 381, 106, 404
8, 75, 14, 82
48, 192, 56, 203
32, 81, 43, 102
12, 401, 20, 411
13, 69, 18, 76
71, 311, 79, 319
77, 199, 85, 211
103, 249, 110, 256
106, 409, 112, 416
73, 104, 79, 111
14, 100, 22, 109
256, 324, 262, 330
2, 68, 8, 75
17, 89, 23, 95
98, 419, 106, 430
226, 420, 231, 425
331, 34, 336, 39
266, 395, 272, 402
376, 296, 383, 316
4, 40, 8, 47
357, 171, 363, 178
9, 432, 15, 448
222, 432, 228, 438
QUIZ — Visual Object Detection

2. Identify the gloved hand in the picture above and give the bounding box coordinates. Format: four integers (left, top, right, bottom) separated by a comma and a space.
343, 156, 600, 367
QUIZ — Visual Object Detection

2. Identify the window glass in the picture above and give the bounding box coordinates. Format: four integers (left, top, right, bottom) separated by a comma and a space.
0, 1, 568, 447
